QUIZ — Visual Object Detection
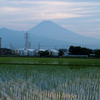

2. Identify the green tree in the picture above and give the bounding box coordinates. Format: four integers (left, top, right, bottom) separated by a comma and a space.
38, 50, 49, 57
94, 50, 100, 58
69, 46, 93, 56
58, 50, 64, 57
69, 46, 74, 55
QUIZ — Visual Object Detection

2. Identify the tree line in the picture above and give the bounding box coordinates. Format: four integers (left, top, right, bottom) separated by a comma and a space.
38, 50, 64, 57
69, 46, 92, 56
38, 46, 100, 58
69, 46, 100, 58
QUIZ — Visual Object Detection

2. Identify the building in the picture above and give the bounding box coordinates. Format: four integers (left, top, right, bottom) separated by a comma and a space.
1, 48, 12, 55
66, 55, 88, 58
59, 49, 69, 56
48, 49, 58, 56
28, 49, 36, 56
19, 49, 36, 56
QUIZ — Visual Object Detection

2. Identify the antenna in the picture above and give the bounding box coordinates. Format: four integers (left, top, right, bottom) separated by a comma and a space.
55, 46, 57, 50
38, 43, 40, 52
10, 43, 12, 50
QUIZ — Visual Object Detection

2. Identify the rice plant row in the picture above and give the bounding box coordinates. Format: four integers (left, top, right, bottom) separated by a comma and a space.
0, 64, 100, 100
0, 57, 100, 66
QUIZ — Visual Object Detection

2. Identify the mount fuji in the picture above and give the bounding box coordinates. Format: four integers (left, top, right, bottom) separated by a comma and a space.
0, 20, 100, 49
28, 20, 100, 49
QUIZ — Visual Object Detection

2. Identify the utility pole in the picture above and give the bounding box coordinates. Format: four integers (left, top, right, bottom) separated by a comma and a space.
10, 43, 12, 50
38, 43, 40, 52
0, 38, 1, 56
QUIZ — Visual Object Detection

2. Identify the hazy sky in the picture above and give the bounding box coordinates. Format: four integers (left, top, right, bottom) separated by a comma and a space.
0, 0, 100, 39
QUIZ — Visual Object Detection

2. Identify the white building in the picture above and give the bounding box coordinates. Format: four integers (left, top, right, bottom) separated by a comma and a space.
67, 55, 88, 58
19, 49, 36, 56
38, 49, 46, 52
28, 49, 36, 56
19, 49, 24, 56
23, 50, 28, 56
48, 49, 58, 56
59, 49, 69, 56
63, 50, 69, 56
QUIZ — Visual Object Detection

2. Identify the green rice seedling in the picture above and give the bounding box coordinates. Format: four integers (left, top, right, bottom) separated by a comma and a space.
1, 57, 100, 66
0, 58, 100, 100
0, 91, 2, 98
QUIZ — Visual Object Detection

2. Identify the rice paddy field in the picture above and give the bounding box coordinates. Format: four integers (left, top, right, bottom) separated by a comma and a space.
0, 57, 100, 100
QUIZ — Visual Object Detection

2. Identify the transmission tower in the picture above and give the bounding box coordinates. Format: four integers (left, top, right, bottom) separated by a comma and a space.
28, 41, 31, 49
24, 32, 30, 49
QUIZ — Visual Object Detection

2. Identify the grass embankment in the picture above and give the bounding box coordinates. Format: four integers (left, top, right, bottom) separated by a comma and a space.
0, 57, 100, 66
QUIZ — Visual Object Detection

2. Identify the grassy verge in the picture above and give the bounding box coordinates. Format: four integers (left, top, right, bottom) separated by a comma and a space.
0, 57, 100, 66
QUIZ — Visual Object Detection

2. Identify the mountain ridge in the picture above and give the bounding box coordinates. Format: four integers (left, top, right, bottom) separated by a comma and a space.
0, 27, 76, 49
0, 20, 100, 49
28, 21, 100, 44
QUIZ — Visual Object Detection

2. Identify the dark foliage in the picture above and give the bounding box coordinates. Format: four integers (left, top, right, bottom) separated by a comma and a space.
58, 50, 64, 57
94, 49, 100, 58
69, 46, 93, 56
39, 50, 49, 57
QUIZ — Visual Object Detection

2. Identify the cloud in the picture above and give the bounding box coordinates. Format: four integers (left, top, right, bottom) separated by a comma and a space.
1, 1, 100, 22
1, 7, 21, 12
89, 28, 100, 31
3, 1, 100, 6
0, 0, 100, 35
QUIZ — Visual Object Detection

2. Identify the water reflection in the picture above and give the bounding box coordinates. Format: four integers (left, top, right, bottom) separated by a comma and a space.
0, 64, 100, 100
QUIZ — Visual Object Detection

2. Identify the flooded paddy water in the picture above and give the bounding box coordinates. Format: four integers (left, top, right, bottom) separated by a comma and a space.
0, 58, 100, 100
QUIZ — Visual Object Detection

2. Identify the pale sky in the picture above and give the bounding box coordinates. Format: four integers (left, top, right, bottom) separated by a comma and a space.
0, 0, 100, 39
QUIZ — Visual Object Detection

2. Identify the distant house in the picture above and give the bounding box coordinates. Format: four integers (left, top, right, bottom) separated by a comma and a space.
19, 49, 24, 56
48, 49, 58, 56
1, 48, 12, 55
66, 55, 88, 58
28, 49, 36, 56
59, 49, 69, 56
19, 49, 36, 56
19, 49, 28, 56
38, 49, 46, 52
